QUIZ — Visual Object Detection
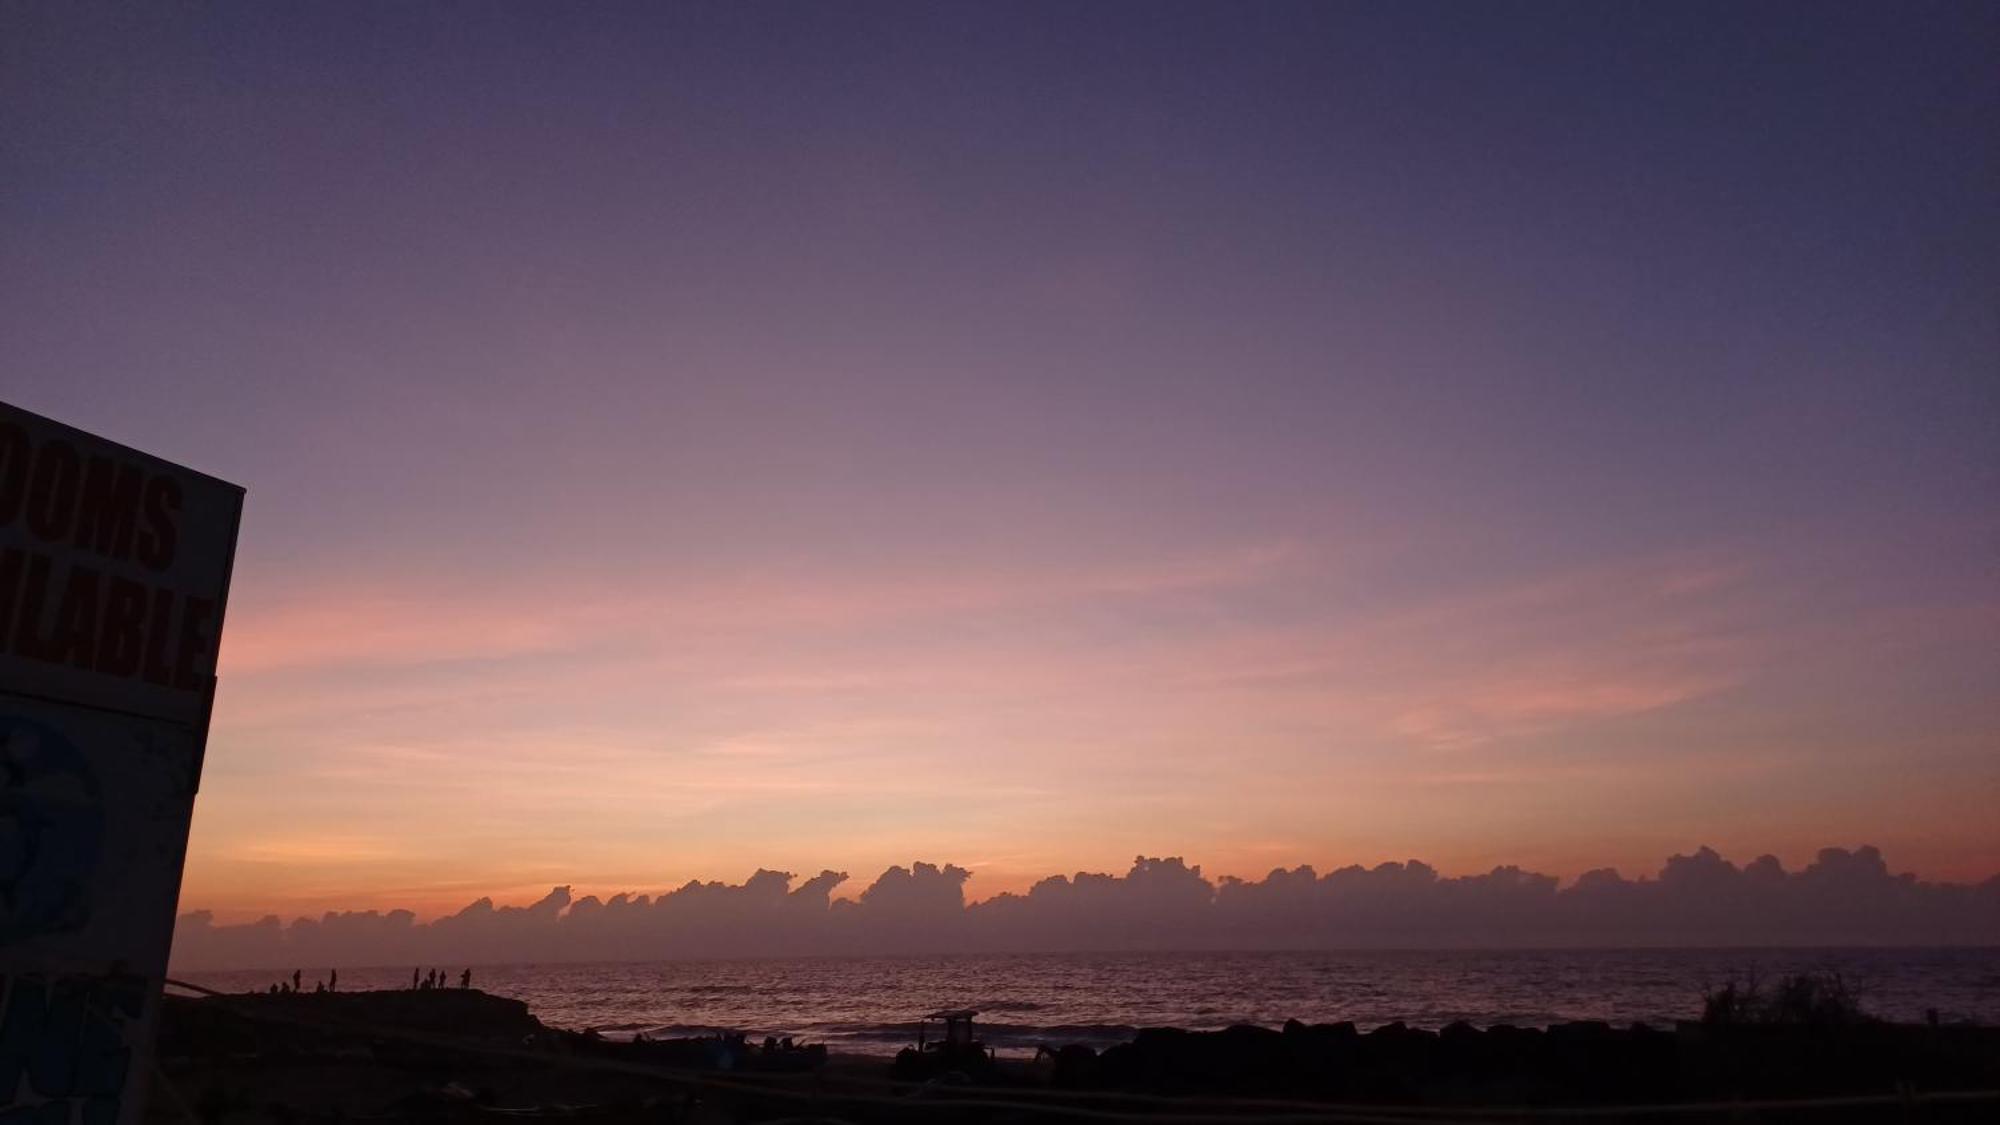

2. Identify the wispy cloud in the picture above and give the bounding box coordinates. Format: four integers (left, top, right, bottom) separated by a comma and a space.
183, 528, 2000, 920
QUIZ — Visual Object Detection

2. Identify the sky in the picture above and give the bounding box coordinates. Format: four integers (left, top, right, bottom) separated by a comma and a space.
4, 2, 1996, 924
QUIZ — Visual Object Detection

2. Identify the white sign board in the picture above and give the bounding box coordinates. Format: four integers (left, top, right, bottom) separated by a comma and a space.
1, 401, 243, 1125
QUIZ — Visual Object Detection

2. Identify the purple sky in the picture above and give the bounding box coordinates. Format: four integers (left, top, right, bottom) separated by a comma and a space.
4, 2, 1996, 920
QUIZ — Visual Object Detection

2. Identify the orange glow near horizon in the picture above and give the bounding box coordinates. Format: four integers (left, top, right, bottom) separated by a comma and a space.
177, 533, 2000, 925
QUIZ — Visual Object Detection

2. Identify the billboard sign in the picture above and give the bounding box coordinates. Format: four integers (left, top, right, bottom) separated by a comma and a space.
1, 401, 243, 1125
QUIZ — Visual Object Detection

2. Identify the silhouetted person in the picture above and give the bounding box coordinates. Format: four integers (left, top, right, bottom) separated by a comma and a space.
292, 969, 301, 992
314, 981, 325, 993
411, 968, 420, 990
460, 968, 471, 989
329, 968, 338, 992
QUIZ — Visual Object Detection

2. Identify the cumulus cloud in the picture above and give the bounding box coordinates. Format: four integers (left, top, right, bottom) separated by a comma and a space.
170, 845, 2000, 971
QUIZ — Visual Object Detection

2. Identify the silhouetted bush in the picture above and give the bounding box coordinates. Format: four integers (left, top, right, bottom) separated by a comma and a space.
1701, 971, 1870, 1028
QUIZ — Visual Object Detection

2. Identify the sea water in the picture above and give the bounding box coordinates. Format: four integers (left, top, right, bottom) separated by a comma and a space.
180, 947, 2000, 1055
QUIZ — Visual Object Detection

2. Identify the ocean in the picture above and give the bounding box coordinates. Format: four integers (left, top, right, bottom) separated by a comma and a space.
178, 947, 2000, 1056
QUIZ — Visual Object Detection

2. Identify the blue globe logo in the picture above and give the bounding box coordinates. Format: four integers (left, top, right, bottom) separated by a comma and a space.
0, 712, 105, 943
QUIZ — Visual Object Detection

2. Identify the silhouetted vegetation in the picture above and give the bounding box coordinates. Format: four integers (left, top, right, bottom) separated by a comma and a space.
1701, 970, 1871, 1028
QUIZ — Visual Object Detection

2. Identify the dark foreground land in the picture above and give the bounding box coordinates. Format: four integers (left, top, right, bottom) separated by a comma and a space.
151, 988, 2000, 1123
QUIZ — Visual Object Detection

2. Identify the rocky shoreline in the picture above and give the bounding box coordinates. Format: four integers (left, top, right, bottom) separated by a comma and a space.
152, 988, 2000, 1122
1043, 1016, 2000, 1105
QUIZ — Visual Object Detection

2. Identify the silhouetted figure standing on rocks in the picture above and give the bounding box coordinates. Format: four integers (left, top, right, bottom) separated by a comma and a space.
329, 968, 338, 992
460, 968, 471, 989
292, 970, 301, 992
411, 968, 419, 989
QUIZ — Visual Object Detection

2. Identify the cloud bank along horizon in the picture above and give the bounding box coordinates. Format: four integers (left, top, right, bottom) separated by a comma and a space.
169, 843, 2000, 969
1, 2, 1994, 921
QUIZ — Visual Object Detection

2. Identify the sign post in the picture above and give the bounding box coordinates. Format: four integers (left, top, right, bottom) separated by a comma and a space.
0, 401, 243, 1125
